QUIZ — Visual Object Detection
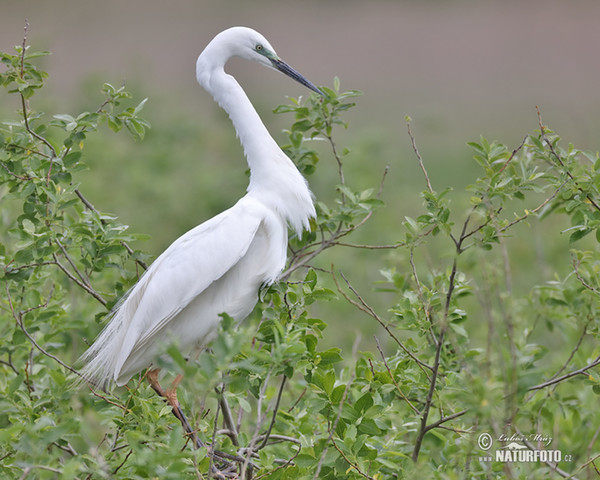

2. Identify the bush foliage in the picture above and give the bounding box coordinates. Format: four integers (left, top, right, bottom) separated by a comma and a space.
1, 29, 600, 479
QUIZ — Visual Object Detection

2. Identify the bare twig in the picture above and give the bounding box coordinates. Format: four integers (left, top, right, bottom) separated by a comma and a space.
514, 426, 576, 479
112, 449, 133, 475
217, 388, 239, 447
257, 375, 286, 450
422, 409, 468, 434
54, 237, 93, 289
5, 283, 82, 378
333, 269, 433, 375
573, 257, 600, 296
18, 465, 62, 480
332, 240, 405, 250
537, 106, 600, 213
499, 181, 566, 234
74, 189, 148, 271
52, 253, 108, 306
374, 336, 420, 415
313, 336, 360, 480
497, 135, 528, 175
527, 355, 600, 392
18, 22, 57, 160
407, 121, 433, 193
330, 438, 376, 480
547, 316, 593, 382
587, 424, 600, 461
412, 205, 472, 462
240, 372, 271, 478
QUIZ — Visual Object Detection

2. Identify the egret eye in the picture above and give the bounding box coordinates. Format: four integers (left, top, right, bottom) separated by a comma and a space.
255, 44, 263, 52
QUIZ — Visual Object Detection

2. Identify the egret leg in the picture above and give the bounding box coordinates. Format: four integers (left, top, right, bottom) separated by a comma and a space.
146, 368, 204, 449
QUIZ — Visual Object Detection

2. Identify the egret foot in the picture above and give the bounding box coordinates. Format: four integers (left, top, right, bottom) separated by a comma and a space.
145, 369, 203, 449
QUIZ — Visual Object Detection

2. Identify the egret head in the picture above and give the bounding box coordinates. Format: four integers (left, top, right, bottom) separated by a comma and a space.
199, 27, 324, 96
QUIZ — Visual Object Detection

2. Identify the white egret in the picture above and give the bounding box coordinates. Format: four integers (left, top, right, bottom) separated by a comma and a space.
79, 27, 322, 403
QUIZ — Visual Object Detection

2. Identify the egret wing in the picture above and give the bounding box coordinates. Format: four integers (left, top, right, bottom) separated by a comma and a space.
117, 197, 266, 356
80, 197, 269, 387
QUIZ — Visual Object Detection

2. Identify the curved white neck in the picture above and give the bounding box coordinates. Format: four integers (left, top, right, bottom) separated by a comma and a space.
199, 65, 283, 175
196, 58, 315, 235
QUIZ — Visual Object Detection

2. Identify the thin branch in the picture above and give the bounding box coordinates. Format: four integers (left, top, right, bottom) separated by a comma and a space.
332, 240, 406, 250
330, 438, 376, 480
587, 424, 600, 461
0, 353, 19, 375
217, 387, 239, 447
54, 237, 92, 289
333, 269, 433, 375
18, 21, 57, 159
537, 106, 600, 213
51, 441, 77, 456
499, 181, 566, 233
514, 426, 576, 479
497, 135, 528, 175
208, 385, 223, 478
547, 316, 592, 382
573, 257, 600, 296
313, 337, 359, 480
18, 465, 62, 480
240, 372, 271, 478
253, 442, 301, 480
422, 409, 468, 434
112, 449, 133, 475
282, 164, 389, 281
257, 375, 286, 450
6, 282, 82, 378
74, 189, 148, 270
374, 335, 420, 415
52, 253, 108, 306
527, 355, 600, 391
407, 121, 433, 193
413, 205, 470, 462
0, 158, 34, 180
409, 247, 437, 345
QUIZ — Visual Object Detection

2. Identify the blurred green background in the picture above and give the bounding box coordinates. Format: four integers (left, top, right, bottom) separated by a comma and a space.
1, 0, 599, 348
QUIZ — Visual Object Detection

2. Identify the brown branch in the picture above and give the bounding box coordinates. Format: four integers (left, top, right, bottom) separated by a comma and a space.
18, 21, 57, 159
407, 120, 433, 193
112, 449, 133, 475
330, 437, 376, 480
0, 158, 34, 180
499, 181, 566, 233
52, 253, 108, 306
54, 237, 93, 289
547, 315, 593, 383
423, 409, 468, 434
257, 375, 286, 451
333, 269, 433, 375
216, 388, 239, 447
313, 336, 359, 480
537, 106, 600, 213
5, 282, 82, 378
497, 135, 528, 175
253, 441, 301, 480
412, 205, 472, 462
74, 189, 148, 271
333, 240, 406, 250
374, 335, 420, 415
527, 355, 600, 392
514, 426, 576, 479
573, 257, 600, 296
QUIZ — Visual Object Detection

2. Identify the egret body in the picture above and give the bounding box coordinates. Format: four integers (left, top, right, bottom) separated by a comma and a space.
80, 27, 321, 389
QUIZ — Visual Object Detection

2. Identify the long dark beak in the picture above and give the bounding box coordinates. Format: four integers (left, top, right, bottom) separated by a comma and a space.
270, 58, 325, 96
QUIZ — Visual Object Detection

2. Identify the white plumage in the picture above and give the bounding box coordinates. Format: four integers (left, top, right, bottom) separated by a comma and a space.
79, 27, 320, 388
